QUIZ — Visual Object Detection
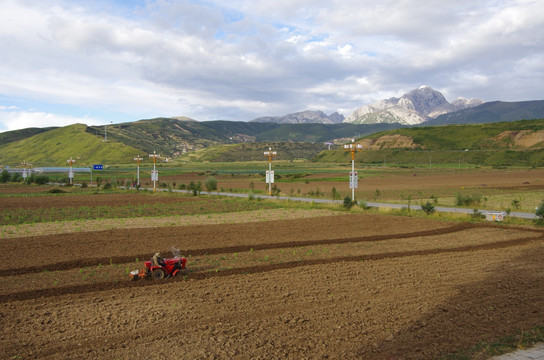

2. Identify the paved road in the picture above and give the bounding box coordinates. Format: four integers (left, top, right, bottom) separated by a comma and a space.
492, 343, 544, 359
142, 187, 537, 220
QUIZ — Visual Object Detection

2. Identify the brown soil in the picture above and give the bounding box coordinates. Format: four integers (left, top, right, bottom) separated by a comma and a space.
1, 211, 543, 359
0, 192, 198, 210
163, 168, 544, 198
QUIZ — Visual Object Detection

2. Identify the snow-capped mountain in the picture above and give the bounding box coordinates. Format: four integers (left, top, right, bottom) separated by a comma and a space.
344, 86, 483, 125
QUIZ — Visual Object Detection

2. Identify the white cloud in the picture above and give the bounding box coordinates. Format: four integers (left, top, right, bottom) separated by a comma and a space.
0, 0, 543, 130
0, 107, 99, 132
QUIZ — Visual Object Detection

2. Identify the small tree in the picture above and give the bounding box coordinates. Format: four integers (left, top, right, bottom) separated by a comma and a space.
343, 197, 355, 209
421, 201, 435, 215
34, 174, 49, 185
0, 170, 11, 183
11, 172, 23, 182
535, 199, 544, 223
331, 186, 340, 200
205, 176, 217, 192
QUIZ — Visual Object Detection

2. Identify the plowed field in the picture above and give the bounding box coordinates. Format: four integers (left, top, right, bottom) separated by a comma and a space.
2, 193, 544, 359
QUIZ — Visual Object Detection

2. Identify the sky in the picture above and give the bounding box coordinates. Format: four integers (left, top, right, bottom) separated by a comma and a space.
1, 0, 543, 132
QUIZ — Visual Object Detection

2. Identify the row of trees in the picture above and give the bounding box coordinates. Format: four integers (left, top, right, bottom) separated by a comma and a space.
0, 170, 49, 185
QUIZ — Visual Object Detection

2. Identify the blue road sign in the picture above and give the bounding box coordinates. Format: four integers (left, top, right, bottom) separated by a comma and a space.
93, 164, 103, 170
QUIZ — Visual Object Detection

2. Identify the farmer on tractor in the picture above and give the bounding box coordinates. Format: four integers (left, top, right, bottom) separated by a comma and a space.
129, 252, 187, 281
152, 252, 164, 267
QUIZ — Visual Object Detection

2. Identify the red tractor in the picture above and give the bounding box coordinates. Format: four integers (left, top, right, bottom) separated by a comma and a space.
129, 256, 187, 280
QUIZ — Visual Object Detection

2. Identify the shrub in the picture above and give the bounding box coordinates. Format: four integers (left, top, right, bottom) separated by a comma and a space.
456, 193, 482, 207
48, 188, 66, 194
103, 183, 112, 190
205, 176, 217, 192
471, 209, 483, 220
271, 184, 281, 197
34, 174, 49, 185
535, 200, 544, 222
421, 201, 435, 215
343, 197, 355, 209
0, 170, 11, 183
11, 172, 23, 182
81, 182, 88, 188
331, 186, 340, 200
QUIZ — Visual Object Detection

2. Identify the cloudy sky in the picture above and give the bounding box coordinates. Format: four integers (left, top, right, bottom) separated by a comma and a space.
1, 0, 543, 132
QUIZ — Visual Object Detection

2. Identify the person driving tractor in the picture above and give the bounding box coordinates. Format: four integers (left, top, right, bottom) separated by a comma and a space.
152, 252, 164, 267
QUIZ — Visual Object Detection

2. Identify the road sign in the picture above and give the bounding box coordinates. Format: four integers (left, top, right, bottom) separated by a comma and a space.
69, 170, 74, 179
151, 170, 158, 181
266, 170, 274, 184
349, 171, 358, 189
93, 164, 103, 170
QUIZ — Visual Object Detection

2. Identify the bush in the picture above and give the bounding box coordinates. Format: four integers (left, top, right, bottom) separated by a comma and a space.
456, 193, 482, 207
0, 170, 11, 183
34, 174, 49, 185
205, 176, 217, 192
331, 186, 341, 200
11, 172, 23, 182
536, 200, 544, 222
343, 197, 355, 209
81, 182, 88, 188
421, 201, 435, 215
48, 188, 66, 194
103, 183, 112, 190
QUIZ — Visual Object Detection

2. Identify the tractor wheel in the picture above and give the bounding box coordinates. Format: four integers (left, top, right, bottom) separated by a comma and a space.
152, 268, 166, 280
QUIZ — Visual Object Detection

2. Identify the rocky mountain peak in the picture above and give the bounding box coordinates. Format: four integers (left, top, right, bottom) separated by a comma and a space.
344, 86, 483, 125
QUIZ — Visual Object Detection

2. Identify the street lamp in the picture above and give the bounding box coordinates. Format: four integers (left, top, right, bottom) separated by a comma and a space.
67, 157, 75, 185
21, 161, 31, 180
134, 155, 143, 187
264, 147, 277, 196
344, 139, 363, 202
149, 151, 160, 191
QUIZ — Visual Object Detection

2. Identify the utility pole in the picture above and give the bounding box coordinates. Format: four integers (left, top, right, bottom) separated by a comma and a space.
344, 139, 362, 202
264, 147, 277, 196
67, 157, 75, 185
149, 151, 160, 191
134, 155, 143, 187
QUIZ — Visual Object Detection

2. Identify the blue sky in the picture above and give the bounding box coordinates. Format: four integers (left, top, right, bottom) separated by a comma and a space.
1, 0, 543, 132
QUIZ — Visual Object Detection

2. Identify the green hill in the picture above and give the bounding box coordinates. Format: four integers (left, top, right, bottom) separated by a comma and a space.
0, 124, 140, 166
315, 119, 544, 167
181, 142, 328, 162
366, 118, 544, 150
428, 100, 544, 125
0, 127, 57, 147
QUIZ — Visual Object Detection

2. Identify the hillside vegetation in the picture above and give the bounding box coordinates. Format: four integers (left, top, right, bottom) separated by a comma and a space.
367, 119, 544, 150
0, 124, 140, 166
315, 119, 544, 167
2, 118, 544, 167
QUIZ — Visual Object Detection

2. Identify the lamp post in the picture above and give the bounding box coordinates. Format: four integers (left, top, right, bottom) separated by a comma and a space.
149, 151, 160, 191
344, 139, 363, 202
67, 157, 75, 185
264, 147, 277, 196
21, 161, 27, 180
134, 155, 143, 187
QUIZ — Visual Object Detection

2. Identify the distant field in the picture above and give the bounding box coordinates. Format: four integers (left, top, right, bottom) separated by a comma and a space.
9, 163, 543, 215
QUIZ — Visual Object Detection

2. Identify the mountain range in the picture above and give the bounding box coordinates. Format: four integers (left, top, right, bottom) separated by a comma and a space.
251, 110, 344, 124
343, 86, 484, 125
248, 86, 544, 127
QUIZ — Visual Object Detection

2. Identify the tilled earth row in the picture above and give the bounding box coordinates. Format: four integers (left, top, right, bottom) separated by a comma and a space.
1, 213, 544, 359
